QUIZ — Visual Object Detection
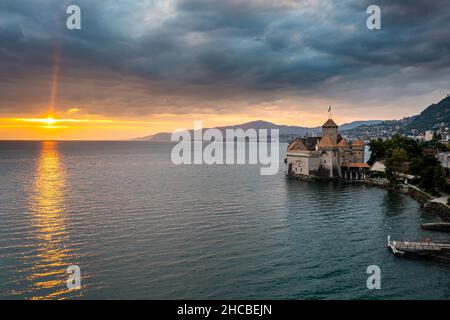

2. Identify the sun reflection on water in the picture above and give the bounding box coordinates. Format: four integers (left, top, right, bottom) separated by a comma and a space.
25, 141, 80, 299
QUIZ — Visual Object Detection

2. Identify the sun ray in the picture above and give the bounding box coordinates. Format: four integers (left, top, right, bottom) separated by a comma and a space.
49, 46, 61, 115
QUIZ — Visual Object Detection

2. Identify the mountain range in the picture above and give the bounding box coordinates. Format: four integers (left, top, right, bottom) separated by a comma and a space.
135, 120, 383, 142
135, 96, 450, 142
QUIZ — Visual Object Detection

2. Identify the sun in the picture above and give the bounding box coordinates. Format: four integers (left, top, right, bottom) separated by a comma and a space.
45, 117, 56, 125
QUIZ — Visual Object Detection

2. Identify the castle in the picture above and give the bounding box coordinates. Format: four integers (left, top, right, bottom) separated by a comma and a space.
285, 115, 369, 180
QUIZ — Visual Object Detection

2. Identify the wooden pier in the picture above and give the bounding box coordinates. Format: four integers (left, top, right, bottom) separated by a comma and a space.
421, 223, 450, 232
387, 236, 450, 256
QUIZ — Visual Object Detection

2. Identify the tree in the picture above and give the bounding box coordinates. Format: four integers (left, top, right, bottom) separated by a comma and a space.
410, 155, 445, 196
422, 135, 448, 151
368, 138, 385, 165
369, 135, 447, 194
390, 148, 409, 172
385, 148, 409, 185
433, 132, 442, 141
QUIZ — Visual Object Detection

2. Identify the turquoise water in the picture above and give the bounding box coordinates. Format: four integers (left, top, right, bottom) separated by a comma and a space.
0, 141, 449, 299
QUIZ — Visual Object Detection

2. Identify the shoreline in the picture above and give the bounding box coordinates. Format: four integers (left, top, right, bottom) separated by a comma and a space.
366, 179, 450, 222
287, 174, 450, 222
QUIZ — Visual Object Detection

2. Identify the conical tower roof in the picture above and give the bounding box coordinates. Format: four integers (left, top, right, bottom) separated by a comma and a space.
352, 138, 365, 147
318, 134, 335, 148
287, 138, 307, 151
322, 118, 338, 127
337, 138, 350, 147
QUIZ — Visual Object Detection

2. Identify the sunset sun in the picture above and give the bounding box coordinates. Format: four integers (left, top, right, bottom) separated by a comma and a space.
45, 117, 56, 125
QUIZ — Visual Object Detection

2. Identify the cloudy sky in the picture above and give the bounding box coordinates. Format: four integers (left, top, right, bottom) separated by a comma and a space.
0, 0, 450, 139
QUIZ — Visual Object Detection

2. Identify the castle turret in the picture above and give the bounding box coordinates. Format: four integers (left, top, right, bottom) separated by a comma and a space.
351, 138, 365, 163
337, 137, 351, 163
322, 118, 338, 145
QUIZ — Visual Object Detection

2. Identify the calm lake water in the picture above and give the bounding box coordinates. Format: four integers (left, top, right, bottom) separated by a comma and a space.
0, 141, 449, 299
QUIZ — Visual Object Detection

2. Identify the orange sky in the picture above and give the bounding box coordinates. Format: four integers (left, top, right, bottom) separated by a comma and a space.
0, 97, 437, 141
0, 113, 327, 140
0, 101, 383, 141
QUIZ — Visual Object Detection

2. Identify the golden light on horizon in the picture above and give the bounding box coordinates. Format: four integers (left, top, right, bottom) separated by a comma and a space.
13, 116, 68, 129
0, 115, 178, 140
0, 108, 368, 140
45, 117, 56, 125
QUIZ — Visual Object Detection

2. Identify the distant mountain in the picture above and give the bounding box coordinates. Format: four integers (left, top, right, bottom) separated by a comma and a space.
225, 120, 313, 136
135, 120, 312, 142
135, 132, 173, 142
407, 96, 450, 131
135, 119, 382, 142
135, 96, 450, 142
340, 120, 383, 131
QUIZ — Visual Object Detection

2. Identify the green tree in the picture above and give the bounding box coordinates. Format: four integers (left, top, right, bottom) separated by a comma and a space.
369, 134, 447, 194
385, 148, 409, 185
368, 138, 386, 165
410, 155, 445, 195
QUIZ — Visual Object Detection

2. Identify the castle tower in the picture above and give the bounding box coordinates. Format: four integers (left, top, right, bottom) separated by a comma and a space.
322, 118, 338, 145
351, 138, 365, 163
337, 138, 351, 163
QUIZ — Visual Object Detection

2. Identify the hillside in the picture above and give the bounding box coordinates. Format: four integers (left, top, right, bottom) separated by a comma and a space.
344, 96, 450, 140
407, 96, 450, 131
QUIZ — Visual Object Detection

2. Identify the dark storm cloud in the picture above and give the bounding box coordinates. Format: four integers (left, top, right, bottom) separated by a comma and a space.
0, 0, 450, 116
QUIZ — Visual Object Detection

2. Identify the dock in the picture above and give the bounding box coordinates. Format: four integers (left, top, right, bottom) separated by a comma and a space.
387, 236, 450, 256
421, 223, 450, 232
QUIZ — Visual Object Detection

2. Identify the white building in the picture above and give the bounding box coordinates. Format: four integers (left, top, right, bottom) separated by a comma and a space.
425, 130, 434, 142
370, 161, 386, 173
438, 152, 450, 169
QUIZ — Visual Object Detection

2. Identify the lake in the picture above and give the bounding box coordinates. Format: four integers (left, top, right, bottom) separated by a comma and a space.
0, 141, 449, 299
